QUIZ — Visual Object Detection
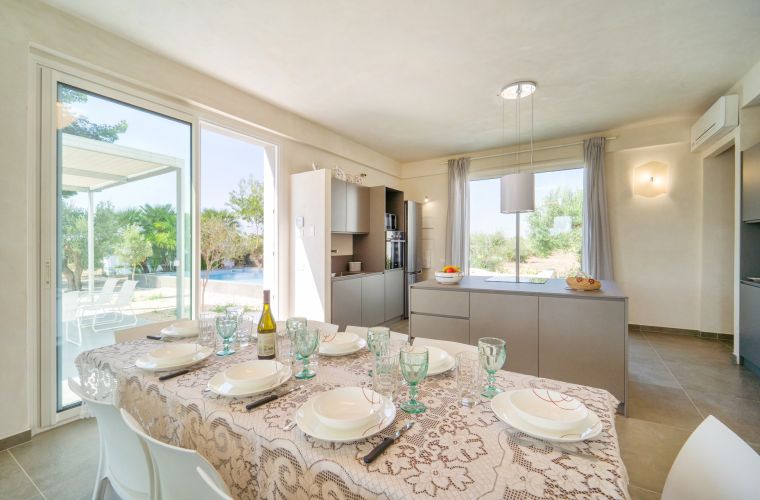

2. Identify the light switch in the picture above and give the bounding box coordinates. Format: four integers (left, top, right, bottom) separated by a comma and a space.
295, 216, 304, 228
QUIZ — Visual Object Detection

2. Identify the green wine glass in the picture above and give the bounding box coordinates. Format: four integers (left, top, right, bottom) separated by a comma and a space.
478, 337, 506, 398
286, 317, 307, 361
215, 317, 237, 356
294, 326, 320, 379
399, 345, 429, 414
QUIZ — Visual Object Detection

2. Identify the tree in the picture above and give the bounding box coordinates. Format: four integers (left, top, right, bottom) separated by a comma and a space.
227, 175, 265, 265
61, 200, 121, 291
527, 188, 583, 261
59, 86, 128, 143
200, 209, 246, 308
117, 224, 153, 280
137, 204, 177, 271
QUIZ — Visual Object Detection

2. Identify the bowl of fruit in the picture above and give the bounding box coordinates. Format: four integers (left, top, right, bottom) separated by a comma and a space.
565, 272, 602, 291
435, 265, 464, 285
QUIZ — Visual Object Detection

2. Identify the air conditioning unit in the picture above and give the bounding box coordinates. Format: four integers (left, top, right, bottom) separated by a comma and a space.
690, 95, 739, 152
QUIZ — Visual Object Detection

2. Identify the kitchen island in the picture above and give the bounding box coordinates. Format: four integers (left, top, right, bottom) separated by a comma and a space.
410, 276, 628, 411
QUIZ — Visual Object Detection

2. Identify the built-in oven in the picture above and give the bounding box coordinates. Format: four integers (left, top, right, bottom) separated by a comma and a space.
385, 231, 405, 269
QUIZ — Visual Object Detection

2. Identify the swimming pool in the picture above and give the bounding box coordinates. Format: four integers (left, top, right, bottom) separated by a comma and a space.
203, 268, 263, 284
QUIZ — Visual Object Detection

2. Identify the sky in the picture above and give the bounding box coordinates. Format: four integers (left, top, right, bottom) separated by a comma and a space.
469, 168, 583, 235
62, 84, 265, 212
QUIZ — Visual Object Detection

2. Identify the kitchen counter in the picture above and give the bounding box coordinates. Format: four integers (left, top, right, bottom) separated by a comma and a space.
331, 270, 385, 281
410, 275, 629, 411
411, 276, 627, 300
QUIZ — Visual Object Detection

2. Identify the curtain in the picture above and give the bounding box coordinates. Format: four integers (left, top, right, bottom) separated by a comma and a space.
582, 137, 613, 279
445, 157, 471, 274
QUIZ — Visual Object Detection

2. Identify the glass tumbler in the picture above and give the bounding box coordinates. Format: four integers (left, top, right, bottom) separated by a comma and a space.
456, 351, 482, 407
373, 349, 401, 402
286, 317, 307, 360
478, 337, 507, 398
198, 312, 217, 348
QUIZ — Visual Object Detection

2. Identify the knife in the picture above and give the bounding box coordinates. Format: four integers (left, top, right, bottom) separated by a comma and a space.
158, 368, 190, 381
246, 385, 301, 411
363, 421, 414, 464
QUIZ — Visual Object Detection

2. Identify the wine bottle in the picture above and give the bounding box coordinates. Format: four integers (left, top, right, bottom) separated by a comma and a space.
257, 290, 277, 360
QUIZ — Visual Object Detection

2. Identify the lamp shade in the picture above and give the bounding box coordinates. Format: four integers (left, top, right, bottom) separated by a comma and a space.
500, 172, 535, 213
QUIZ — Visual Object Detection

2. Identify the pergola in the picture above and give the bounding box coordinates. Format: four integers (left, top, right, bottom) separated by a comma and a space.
60, 133, 188, 316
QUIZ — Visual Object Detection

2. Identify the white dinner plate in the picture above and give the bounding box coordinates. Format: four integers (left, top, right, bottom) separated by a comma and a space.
207, 365, 292, 397
223, 360, 287, 392
296, 393, 396, 442
508, 389, 588, 432
318, 338, 367, 356
136, 345, 213, 372
491, 390, 602, 443
427, 351, 456, 376
312, 387, 384, 430
160, 320, 200, 338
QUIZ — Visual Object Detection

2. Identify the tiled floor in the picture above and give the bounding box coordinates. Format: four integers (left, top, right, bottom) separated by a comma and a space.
2, 330, 758, 499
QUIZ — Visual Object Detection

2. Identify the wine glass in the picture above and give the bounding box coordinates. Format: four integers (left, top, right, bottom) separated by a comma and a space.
215, 317, 237, 356
225, 306, 247, 347
399, 345, 429, 414
478, 337, 506, 398
294, 326, 320, 379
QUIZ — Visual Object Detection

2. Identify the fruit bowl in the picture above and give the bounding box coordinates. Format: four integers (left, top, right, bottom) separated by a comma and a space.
435, 271, 463, 285
565, 273, 602, 291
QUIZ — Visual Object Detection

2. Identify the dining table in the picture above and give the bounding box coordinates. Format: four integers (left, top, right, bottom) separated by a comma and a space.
75, 337, 630, 499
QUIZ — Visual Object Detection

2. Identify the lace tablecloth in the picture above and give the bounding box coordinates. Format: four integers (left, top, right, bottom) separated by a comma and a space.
76, 339, 629, 499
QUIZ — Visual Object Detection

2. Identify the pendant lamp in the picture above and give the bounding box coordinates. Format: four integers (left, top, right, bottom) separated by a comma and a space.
499, 81, 537, 214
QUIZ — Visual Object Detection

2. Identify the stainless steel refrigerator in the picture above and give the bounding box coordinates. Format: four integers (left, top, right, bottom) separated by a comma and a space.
404, 201, 422, 318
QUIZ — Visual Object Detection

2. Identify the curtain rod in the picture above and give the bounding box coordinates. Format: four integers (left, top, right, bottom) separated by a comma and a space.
440, 136, 617, 164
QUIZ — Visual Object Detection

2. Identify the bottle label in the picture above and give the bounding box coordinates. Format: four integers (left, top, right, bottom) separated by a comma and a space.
258, 334, 276, 357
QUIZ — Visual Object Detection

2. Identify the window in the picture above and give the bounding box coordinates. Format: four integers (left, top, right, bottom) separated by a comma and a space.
469, 168, 584, 278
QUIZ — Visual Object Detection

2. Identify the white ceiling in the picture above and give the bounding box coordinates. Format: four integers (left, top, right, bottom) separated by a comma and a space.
44, 0, 760, 162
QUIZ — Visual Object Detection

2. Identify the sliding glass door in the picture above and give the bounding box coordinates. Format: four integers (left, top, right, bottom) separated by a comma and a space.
41, 69, 193, 419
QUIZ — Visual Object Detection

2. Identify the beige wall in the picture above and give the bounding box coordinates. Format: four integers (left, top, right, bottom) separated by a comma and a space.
0, 0, 401, 440
401, 119, 737, 334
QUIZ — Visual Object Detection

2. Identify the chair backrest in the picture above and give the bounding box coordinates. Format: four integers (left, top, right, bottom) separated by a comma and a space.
114, 320, 176, 343
196, 466, 233, 500
346, 325, 408, 343
94, 277, 120, 305
662, 415, 760, 500
413, 337, 477, 356
120, 408, 231, 500
67, 379, 153, 499
61, 291, 79, 322
308, 320, 339, 335
114, 280, 138, 307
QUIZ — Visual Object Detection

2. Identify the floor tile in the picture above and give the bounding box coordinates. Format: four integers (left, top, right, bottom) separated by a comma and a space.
627, 382, 703, 431
0, 450, 42, 500
628, 484, 662, 500
11, 418, 100, 500
687, 389, 760, 445
645, 333, 735, 366
628, 354, 680, 389
615, 416, 690, 493
664, 359, 760, 400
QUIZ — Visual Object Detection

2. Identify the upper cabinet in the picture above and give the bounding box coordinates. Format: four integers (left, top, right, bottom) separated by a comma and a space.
331, 178, 369, 234
743, 143, 760, 223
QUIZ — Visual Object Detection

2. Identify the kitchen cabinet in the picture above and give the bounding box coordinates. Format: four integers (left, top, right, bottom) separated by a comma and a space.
740, 283, 760, 369
384, 269, 404, 321
331, 277, 362, 330
361, 273, 385, 327
410, 313, 469, 344
331, 178, 369, 233
331, 177, 347, 232
346, 182, 370, 233
469, 292, 537, 375
742, 143, 760, 222
538, 296, 626, 403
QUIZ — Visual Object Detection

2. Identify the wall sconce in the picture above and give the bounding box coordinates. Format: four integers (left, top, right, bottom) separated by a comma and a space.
424, 195, 429, 203
633, 161, 669, 197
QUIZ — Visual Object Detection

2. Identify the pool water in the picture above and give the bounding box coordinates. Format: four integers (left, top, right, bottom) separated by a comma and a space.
204, 268, 263, 284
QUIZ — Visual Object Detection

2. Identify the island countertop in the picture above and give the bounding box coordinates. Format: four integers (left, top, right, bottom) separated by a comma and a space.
411, 276, 627, 300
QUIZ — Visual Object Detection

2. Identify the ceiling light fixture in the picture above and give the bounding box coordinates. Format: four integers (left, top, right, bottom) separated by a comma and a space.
499, 81, 537, 215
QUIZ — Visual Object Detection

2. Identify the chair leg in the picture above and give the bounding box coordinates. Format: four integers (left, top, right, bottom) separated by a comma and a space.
91, 442, 106, 500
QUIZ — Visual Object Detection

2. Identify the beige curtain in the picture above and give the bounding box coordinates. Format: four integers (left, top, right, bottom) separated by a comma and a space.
445, 157, 470, 274
582, 137, 613, 279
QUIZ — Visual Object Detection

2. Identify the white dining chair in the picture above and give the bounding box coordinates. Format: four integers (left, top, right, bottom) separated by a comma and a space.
67, 379, 153, 500
662, 415, 760, 500
346, 325, 409, 343
120, 408, 231, 500
196, 466, 233, 500
412, 337, 477, 356
308, 320, 339, 335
